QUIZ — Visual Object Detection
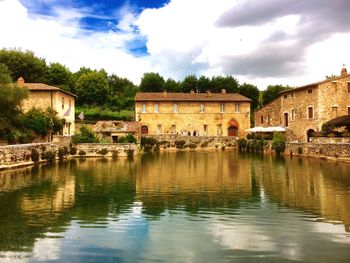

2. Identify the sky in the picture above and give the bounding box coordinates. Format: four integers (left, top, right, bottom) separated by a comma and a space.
0, 0, 350, 89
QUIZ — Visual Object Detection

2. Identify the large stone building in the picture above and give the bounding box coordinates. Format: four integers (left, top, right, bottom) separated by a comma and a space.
254, 67, 350, 141
17, 77, 76, 135
134, 90, 251, 137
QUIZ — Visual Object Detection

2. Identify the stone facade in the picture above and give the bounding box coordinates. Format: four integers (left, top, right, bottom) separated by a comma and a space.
255, 68, 350, 141
135, 91, 251, 138
17, 77, 76, 135
75, 143, 138, 157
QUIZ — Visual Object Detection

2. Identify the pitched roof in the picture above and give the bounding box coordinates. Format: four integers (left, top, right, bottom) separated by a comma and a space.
135, 92, 251, 102
93, 121, 141, 133
24, 83, 77, 97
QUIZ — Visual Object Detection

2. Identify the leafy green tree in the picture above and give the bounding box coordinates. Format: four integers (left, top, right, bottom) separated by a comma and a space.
0, 63, 12, 84
211, 76, 239, 93
22, 108, 51, 137
0, 48, 48, 83
75, 71, 109, 106
72, 125, 99, 143
262, 84, 291, 105
164, 78, 180, 92
139, 72, 165, 92
46, 63, 73, 91
197, 76, 211, 93
108, 74, 135, 96
181, 74, 198, 92
272, 132, 286, 155
239, 83, 260, 110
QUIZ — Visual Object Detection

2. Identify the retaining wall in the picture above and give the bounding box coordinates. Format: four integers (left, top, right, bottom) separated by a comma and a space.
287, 142, 350, 159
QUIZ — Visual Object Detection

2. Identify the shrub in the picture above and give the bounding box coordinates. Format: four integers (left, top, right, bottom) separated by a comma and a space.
143, 145, 153, 152
263, 134, 272, 140
126, 149, 134, 159
297, 146, 303, 155
272, 132, 286, 155
78, 150, 86, 156
237, 138, 247, 152
57, 147, 67, 160
31, 148, 40, 162
72, 125, 99, 143
118, 136, 127, 143
188, 143, 197, 149
41, 150, 56, 163
221, 145, 226, 151
175, 140, 186, 149
111, 150, 119, 158
141, 137, 157, 146
200, 141, 209, 148
126, 133, 137, 143
97, 148, 108, 155
246, 133, 253, 140
69, 146, 77, 155
255, 134, 262, 140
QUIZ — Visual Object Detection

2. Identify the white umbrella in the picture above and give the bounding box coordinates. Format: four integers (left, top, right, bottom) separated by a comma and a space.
245, 126, 266, 132
264, 126, 286, 132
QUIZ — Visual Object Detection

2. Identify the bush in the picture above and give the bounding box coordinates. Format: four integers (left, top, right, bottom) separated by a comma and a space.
246, 133, 254, 140
31, 148, 40, 162
297, 146, 303, 155
188, 143, 197, 149
69, 146, 77, 155
175, 140, 186, 149
272, 132, 286, 155
78, 150, 86, 156
118, 136, 127, 143
97, 148, 108, 155
111, 150, 119, 158
126, 133, 137, 143
143, 145, 153, 152
237, 138, 247, 151
72, 125, 99, 143
126, 149, 134, 159
221, 145, 226, 151
57, 147, 67, 160
200, 141, 209, 148
41, 150, 56, 163
141, 137, 157, 146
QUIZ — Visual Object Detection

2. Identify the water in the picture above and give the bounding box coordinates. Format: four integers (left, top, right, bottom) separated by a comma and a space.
0, 151, 350, 262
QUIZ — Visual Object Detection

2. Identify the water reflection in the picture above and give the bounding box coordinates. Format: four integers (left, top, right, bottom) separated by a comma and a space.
0, 152, 350, 262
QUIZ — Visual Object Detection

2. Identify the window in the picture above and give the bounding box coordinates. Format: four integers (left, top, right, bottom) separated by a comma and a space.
307, 106, 314, 119
157, 124, 162, 134
220, 103, 225, 113
291, 109, 297, 121
291, 93, 294, 98
171, 125, 176, 134
154, 104, 159, 113
200, 104, 205, 113
283, 112, 289, 127
203, 124, 208, 135
235, 103, 240, 113
260, 116, 264, 124
284, 94, 288, 99
68, 100, 71, 108
307, 89, 313, 94
142, 103, 146, 113
62, 97, 64, 109
173, 104, 178, 113
217, 124, 222, 136
331, 106, 338, 118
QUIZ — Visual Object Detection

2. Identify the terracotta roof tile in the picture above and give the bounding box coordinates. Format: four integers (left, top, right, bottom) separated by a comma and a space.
24, 83, 77, 97
135, 92, 251, 102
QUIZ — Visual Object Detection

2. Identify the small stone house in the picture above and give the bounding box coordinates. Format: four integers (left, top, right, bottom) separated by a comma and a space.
93, 121, 141, 143
254, 67, 350, 142
17, 77, 76, 135
134, 90, 251, 137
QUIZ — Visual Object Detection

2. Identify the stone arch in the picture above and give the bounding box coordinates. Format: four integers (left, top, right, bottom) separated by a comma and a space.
227, 118, 239, 136
141, 125, 149, 135
307, 129, 315, 142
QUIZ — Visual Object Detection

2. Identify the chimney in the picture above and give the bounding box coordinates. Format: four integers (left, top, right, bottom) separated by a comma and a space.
190, 89, 195, 93
341, 66, 347, 78
17, 77, 25, 87
206, 90, 212, 97
163, 89, 167, 97
221, 89, 226, 94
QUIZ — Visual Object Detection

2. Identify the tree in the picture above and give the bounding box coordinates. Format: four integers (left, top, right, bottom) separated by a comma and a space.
181, 75, 198, 92
197, 76, 211, 93
211, 76, 239, 93
262, 84, 291, 105
0, 48, 48, 83
0, 63, 12, 84
139, 72, 165, 92
22, 108, 51, 137
75, 71, 110, 106
46, 63, 73, 91
164, 78, 180, 92
239, 83, 260, 111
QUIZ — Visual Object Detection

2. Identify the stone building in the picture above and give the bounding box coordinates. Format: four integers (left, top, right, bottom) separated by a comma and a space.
93, 121, 141, 143
134, 90, 251, 137
254, 67, 350, 141
17, 77, 76, 135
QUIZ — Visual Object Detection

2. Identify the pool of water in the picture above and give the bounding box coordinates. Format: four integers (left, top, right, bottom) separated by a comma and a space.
1, 151, 350, 262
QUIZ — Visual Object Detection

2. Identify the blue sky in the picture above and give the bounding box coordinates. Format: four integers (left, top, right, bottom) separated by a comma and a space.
1, 0, 350, 87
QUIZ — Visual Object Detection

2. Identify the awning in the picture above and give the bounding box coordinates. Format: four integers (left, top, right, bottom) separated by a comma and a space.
325, 115, 350, 126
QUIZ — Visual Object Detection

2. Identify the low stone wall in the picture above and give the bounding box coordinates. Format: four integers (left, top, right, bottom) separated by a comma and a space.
310, 137, 350, 144
144, 135, 237, 149
0, 143, 56, 168
75, 143, 139, 157
287, 142, 350, 159
52, 135, 72, 147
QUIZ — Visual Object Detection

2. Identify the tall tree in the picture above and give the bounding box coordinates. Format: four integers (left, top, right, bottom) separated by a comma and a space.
262, 84, 291, 105
181, 75, 198, 92
197, 76, 211, 93
0, 48, 48, 83
139, 72, 165, 92
211, 76, 239, 93
238, 83, 260, 111
164, 78, 180, 92
0, 63, 12, 84
46, 62, 73, 91
75, 72, 110, 106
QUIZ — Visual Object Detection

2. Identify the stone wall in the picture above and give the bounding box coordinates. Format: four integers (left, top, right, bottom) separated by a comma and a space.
52, 135, 72, 147
286, 142, 350, 159
75, 143, 139, 157
310, 137, 350, 144
144, 134, 237, 149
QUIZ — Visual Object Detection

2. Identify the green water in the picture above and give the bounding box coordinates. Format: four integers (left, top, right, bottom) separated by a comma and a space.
1, 151, 350, 262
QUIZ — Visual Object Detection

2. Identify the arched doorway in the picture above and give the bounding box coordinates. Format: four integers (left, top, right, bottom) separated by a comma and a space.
141, 125, 148, 135
227, 118, 239, 136
228, 126, 238, 136
307, 129, 315, 142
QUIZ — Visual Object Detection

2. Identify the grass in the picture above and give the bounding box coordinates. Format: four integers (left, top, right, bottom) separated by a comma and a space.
75, 106, 134, 122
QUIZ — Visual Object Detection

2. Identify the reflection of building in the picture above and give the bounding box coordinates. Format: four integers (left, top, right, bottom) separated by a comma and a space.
17, 77, 76, 135
135, 90, 251, 137
93, 121, 141, 143
254, 67, 350, 141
